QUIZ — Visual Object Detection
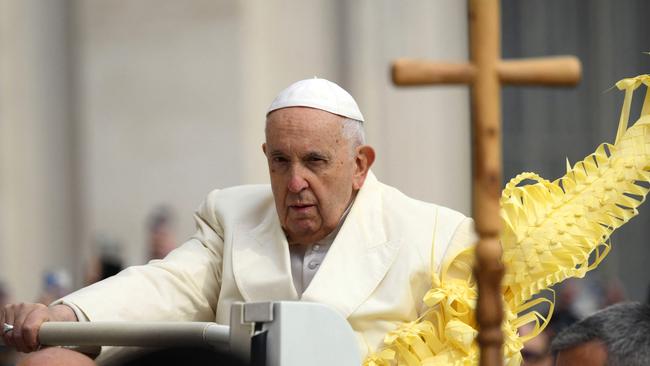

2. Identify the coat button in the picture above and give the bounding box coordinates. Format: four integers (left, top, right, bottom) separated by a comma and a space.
308, 260, 319, 270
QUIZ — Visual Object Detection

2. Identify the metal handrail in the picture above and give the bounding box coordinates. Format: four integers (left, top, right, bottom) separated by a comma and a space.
1, 321, 230, 348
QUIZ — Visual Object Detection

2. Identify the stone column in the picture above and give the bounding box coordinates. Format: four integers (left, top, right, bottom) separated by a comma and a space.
0, 0, 80, 301
338, 0, 471, 214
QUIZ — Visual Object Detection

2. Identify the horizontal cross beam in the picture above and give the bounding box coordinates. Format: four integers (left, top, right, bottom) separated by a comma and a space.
392, 56, 581, 86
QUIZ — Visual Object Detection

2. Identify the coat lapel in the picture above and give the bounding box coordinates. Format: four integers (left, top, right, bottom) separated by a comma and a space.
232, 205, 299, 302
301, 172, 402, 319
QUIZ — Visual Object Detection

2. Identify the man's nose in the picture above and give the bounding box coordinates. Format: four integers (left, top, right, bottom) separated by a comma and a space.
287, 168, 308, 193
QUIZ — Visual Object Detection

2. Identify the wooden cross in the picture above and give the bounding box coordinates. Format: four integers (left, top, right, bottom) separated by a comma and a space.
391, 1, 581, 365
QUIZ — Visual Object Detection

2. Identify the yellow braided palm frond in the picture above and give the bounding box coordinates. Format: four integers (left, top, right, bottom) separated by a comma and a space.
363, 74, 650, 366
501, 74, 650, 307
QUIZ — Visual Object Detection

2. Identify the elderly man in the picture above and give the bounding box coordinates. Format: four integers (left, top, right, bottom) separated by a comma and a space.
1, 78, 474, 364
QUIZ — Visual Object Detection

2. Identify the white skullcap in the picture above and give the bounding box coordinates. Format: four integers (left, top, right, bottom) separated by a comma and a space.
267, 78, 364, 122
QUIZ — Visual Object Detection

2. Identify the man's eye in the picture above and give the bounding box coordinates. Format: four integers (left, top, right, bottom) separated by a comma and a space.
308, 157, 327, 164
272, 157, 288, 163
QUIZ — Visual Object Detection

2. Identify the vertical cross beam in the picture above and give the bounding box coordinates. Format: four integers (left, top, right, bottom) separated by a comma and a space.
390, 1, 581, 365
469, 1, 504, 365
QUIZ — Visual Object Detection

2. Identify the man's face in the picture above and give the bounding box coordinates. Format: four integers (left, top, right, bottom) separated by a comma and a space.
263, 107, 371, 244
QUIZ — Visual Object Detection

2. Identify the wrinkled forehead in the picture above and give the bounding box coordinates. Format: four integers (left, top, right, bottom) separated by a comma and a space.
264, 108, 351, 154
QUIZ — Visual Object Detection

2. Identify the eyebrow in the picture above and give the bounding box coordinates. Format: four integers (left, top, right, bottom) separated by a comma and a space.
269, 149, 331, 160
304, 151, 330, 160
269, 150, 287, 157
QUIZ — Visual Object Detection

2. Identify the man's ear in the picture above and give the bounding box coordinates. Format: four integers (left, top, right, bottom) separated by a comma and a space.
262, 143, 267, 156
352, 145, 376, 190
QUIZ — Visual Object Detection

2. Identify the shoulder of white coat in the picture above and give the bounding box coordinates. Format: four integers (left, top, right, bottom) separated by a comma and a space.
374, 179, 470, 271
376, 180, 467, 232
197, 184, 274, 228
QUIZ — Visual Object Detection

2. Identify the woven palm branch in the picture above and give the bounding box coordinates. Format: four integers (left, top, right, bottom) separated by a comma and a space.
364, 74, 650, 366
502, 74, 650, 308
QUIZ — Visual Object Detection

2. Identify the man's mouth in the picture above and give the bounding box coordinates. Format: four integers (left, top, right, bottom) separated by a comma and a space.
289, 204, 315, 213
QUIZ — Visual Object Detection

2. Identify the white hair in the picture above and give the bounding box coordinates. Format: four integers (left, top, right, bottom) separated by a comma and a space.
341, 118, 366, 154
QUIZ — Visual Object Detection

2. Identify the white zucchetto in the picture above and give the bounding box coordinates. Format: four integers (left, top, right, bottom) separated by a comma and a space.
267, 78, 364, 122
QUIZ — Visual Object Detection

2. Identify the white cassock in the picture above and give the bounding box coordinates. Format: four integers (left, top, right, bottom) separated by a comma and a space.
54, 171, 475, 363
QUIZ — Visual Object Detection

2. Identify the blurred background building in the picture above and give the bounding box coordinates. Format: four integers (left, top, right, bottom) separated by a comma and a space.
0, 2, 648, 356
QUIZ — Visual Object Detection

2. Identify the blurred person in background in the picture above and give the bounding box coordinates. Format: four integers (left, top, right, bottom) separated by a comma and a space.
519, 323, 553, 366
0, 282, 9, 313
0, 282, 16, 366
83, 236, 123, 286
547, 279, 581, 337
146, 206, 177, 261
36, 270, 72, 306
552, 302, 650, 366
602, 278, 627, 308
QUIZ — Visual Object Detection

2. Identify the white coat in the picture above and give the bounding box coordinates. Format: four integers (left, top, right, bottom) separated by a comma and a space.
58, 172, 475, 362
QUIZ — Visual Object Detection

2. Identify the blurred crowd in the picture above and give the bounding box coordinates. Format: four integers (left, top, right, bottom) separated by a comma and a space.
0, 206, 178, 366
